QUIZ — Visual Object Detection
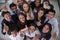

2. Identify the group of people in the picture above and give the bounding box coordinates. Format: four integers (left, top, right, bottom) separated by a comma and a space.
1, 0, 59, 40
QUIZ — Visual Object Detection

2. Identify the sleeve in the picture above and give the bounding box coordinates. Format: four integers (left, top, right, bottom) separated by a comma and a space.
53, 19, 59, 36
1, 21, 6, 35
35, 29, 40, 35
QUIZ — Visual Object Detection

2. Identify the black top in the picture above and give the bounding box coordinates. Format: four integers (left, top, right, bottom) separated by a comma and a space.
40, 32, 51, 40
1, 19, 15, 35
30, 2, 42, 10
34, 12, 46, 31
11, 14, 19, 24
17, 21, 27, 31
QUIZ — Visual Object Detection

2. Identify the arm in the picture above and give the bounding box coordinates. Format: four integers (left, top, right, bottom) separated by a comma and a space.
3, 24, 9, 33
52, 19, 59, 39
33, 29, 40, 40
33, 34, 40, 40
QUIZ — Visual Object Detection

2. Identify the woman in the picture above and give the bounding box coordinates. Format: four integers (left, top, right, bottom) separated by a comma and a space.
22, 2, 34, 26
17, 12, 27, 32
34, 8, 46, 31
22, 2, 34, 20
40, 23, 52, 40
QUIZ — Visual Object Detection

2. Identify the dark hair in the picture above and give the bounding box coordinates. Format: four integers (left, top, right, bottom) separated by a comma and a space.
35, 0, 41, 3
9, 3, 17, 9
41, 23, 52, 34
48, 9, 56, 15
18, 12, 26, 18
1, 11, 10, 17
43, 0, 50, 4
28, 23, 36, 29
18, 12, 26, 23
38, 8, 45, 13
37, 8, 45, 21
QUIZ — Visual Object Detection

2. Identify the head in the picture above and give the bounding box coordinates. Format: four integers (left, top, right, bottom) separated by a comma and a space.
9, 3, 17, 12
42, 23, 52, 34
18, 12, 26, 23
35, 0, 41, 7
10, 24, 18, 37
43, 0, 50, 6
38, 8, 44, 18
48, 10, 56, 19
2, 11, 11, 22
28, 23, 36, 33
17, 0, 24, 6
22, 2, 30, 13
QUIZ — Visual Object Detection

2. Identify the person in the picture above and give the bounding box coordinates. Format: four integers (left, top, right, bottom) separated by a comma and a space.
22, 2, 34, 20
41, 0, 54, 15
1, 11, 15, 35
9, 3, 20, 15
40, 23, 52, 40
24, 23, 40, 40
44, 9, 59, 40
17, 12, 28, 32
9, 3, 19, 24
34, 8, 46, 31
22, 2, 34, 26
9, 24, 24, 40
30, 0, 41, 13
17, 0, 25, 11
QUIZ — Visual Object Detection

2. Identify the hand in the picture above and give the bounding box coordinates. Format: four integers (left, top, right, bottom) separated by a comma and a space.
36, 21, 41, 26
33, 34, 40, 40
21, 25, 28, 32
52, 33, 57, 39
3, 24, 9, 32
41, 38, 46, 40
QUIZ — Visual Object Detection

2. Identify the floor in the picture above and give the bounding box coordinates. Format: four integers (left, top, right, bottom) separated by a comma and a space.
0, 0, 60, 40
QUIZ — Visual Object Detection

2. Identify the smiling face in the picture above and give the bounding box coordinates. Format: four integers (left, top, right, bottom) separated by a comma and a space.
42, 25, 50, 33
4, 13, 11, 22
29, 26, 35, 33
38, 10, 44, 18
18, 14, 26, 23
48, 12, 55, 19
23, 3, 29, 13
11, 6, 17, 12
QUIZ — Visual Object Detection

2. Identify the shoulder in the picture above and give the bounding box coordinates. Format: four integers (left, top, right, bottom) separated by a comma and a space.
52, 18, 58, 22
1, 19, 7, 24
35, 28, 40, 34
51, 18, 58, 24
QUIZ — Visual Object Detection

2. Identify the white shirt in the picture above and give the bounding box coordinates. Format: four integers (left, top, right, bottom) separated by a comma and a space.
44, 17, 59, 36
25, 28, 40, 38
9, 32, 24, 40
